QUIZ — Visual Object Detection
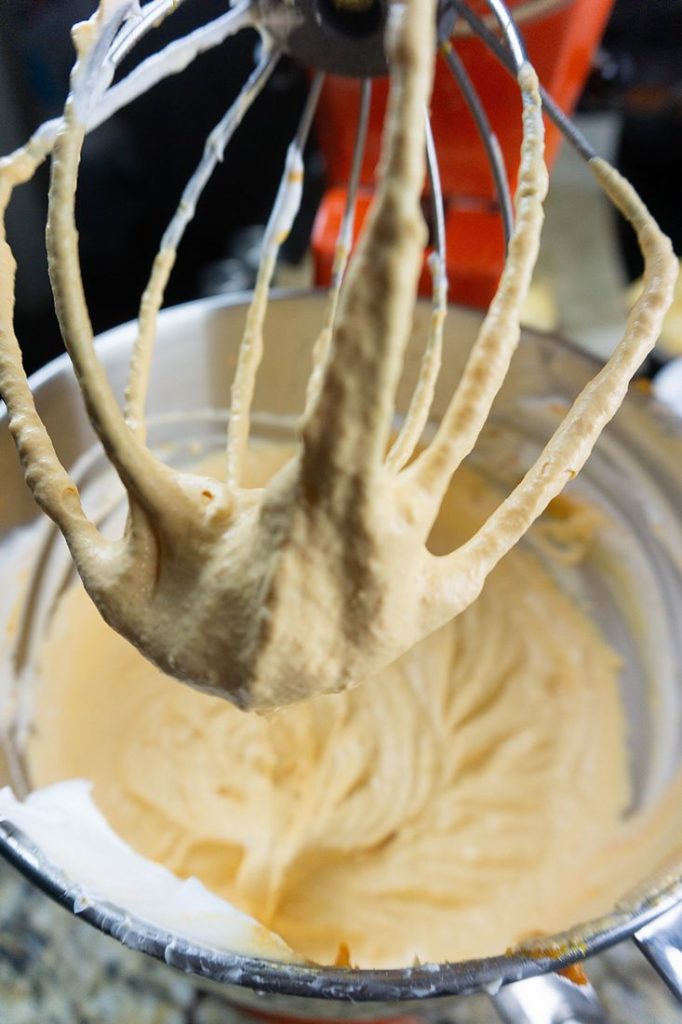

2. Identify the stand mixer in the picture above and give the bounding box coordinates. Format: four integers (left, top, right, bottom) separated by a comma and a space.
0, 0, 681, 1021
311, 0, 613, 307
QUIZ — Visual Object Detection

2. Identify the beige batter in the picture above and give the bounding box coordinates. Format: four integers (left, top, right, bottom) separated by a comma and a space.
24, 441, 682, 968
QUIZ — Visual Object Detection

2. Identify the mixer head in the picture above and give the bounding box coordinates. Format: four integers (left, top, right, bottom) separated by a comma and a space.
254, 0, 389, 77
252, 0, 476, 77
252, 0, 573, 77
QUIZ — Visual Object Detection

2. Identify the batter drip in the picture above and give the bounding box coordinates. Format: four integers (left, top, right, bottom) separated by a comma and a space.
0, 0, 677, 709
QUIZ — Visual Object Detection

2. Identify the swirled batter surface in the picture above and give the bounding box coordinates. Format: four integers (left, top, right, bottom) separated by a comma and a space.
29, 441, 668, 968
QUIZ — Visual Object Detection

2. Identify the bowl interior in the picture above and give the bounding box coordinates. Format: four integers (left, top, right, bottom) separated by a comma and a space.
1, 292, 682, 1003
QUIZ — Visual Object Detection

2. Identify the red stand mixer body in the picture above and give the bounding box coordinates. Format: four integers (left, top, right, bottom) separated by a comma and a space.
312, 0, 614, 308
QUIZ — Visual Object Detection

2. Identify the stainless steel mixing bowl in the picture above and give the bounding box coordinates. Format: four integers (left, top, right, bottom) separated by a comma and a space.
0, 293, 681, 1022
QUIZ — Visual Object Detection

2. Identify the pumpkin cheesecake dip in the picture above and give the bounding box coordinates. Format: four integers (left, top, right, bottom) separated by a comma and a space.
0, 0, 680, 973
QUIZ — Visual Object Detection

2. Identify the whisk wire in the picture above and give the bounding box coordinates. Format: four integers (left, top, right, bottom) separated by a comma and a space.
100, 2, 255, 132
484, 0, 527, 70
225, 70, 325, 486
385, 109, 448, 471
125, 45, 280, 435
160, 50, 279, 254
109, 0, 189, 66
425, 110, 447, 268
332, 79, 372, 292
451, 0, 597, 162
71, 2, 138, 123
303, 77, 372, 417
405, 60, 547, 515
440, 37, 513, 250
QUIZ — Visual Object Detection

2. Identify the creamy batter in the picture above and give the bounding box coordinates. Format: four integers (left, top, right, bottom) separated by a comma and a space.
22, 440, 680, 968
1, 0, 681, 976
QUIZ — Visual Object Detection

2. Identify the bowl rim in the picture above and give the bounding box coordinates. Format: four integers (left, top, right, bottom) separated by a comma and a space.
1, 816, 681, 1000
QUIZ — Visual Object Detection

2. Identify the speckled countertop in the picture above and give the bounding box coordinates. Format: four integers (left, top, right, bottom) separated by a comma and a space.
0, 856, 679, 1024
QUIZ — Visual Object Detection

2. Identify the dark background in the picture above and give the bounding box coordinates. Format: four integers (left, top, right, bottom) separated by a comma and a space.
0, 0, 680, 375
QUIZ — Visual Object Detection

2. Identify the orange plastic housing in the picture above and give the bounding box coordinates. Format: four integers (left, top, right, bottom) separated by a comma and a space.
312, 0, 614, 307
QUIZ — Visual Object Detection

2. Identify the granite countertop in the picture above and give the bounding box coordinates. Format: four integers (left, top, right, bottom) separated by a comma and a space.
0, 857, 679, 1024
